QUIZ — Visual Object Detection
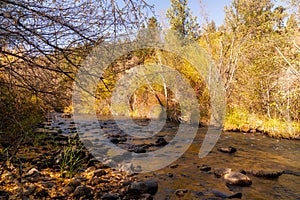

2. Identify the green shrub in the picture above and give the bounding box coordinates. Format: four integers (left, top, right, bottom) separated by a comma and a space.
59, 137, 85, 178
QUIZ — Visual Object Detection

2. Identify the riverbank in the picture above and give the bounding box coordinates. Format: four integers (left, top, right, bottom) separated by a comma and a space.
223, 109, 300, 139
0, 113, 158, 199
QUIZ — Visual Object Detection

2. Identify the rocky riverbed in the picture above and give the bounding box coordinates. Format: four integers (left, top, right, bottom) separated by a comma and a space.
1, 112, 299, 199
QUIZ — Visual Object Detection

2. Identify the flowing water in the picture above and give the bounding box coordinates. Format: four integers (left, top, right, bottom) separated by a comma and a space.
53, 114, 300, 199
137, 127, 300, 200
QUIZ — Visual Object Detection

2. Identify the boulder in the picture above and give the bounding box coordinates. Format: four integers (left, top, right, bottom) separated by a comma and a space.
144, 179, 158, 195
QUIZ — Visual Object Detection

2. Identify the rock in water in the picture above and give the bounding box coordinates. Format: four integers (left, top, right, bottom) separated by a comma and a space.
198, 164, 211, 171
133, 146, 147, 153
128, 182, 148, 194
144, 179, 158, 195
214, 168, 232, 178
223, 172, 252, 186
246, 170, 283, 179
218, 146, 237, 153
175, 189, 188, 197
128, 179, 158, 195
155, 137, 168, 146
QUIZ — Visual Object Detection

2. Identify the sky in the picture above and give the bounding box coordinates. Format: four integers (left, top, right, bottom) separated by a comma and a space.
150, 0, 232, 26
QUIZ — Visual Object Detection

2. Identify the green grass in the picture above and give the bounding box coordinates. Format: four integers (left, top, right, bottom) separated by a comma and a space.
59, 137, 85, 178
224, 108, 300, 139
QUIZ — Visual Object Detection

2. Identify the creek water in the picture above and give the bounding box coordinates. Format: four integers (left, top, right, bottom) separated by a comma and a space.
137, 127, 300, 200
53, 114, 300, 199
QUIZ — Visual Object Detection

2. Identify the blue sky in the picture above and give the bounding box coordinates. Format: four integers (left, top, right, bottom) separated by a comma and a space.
150, 0, 232, 26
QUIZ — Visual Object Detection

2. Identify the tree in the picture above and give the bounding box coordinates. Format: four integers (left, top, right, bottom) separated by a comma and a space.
0, 0, 153, 158
166, 0, 200, 39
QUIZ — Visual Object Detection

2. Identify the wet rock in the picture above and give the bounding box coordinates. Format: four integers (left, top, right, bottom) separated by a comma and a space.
224, 172, 252, 186
128, 181, 148, 194
155, 137, 168, 146
110, 138, 120, 144
133, 146, 146, 153
214, 168, 232, 178
0, 190, 9, 200
175, 189, 188, 197
198, 164, 211, 171
93, 169, 108, 177
218, 147, 237, 153
73, 185, 92, 198
25, 168, 40, 182
101, 193, 119, 200
144, 179, 158, 195
128, 179, 158, 195
246, 170, 283, 179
